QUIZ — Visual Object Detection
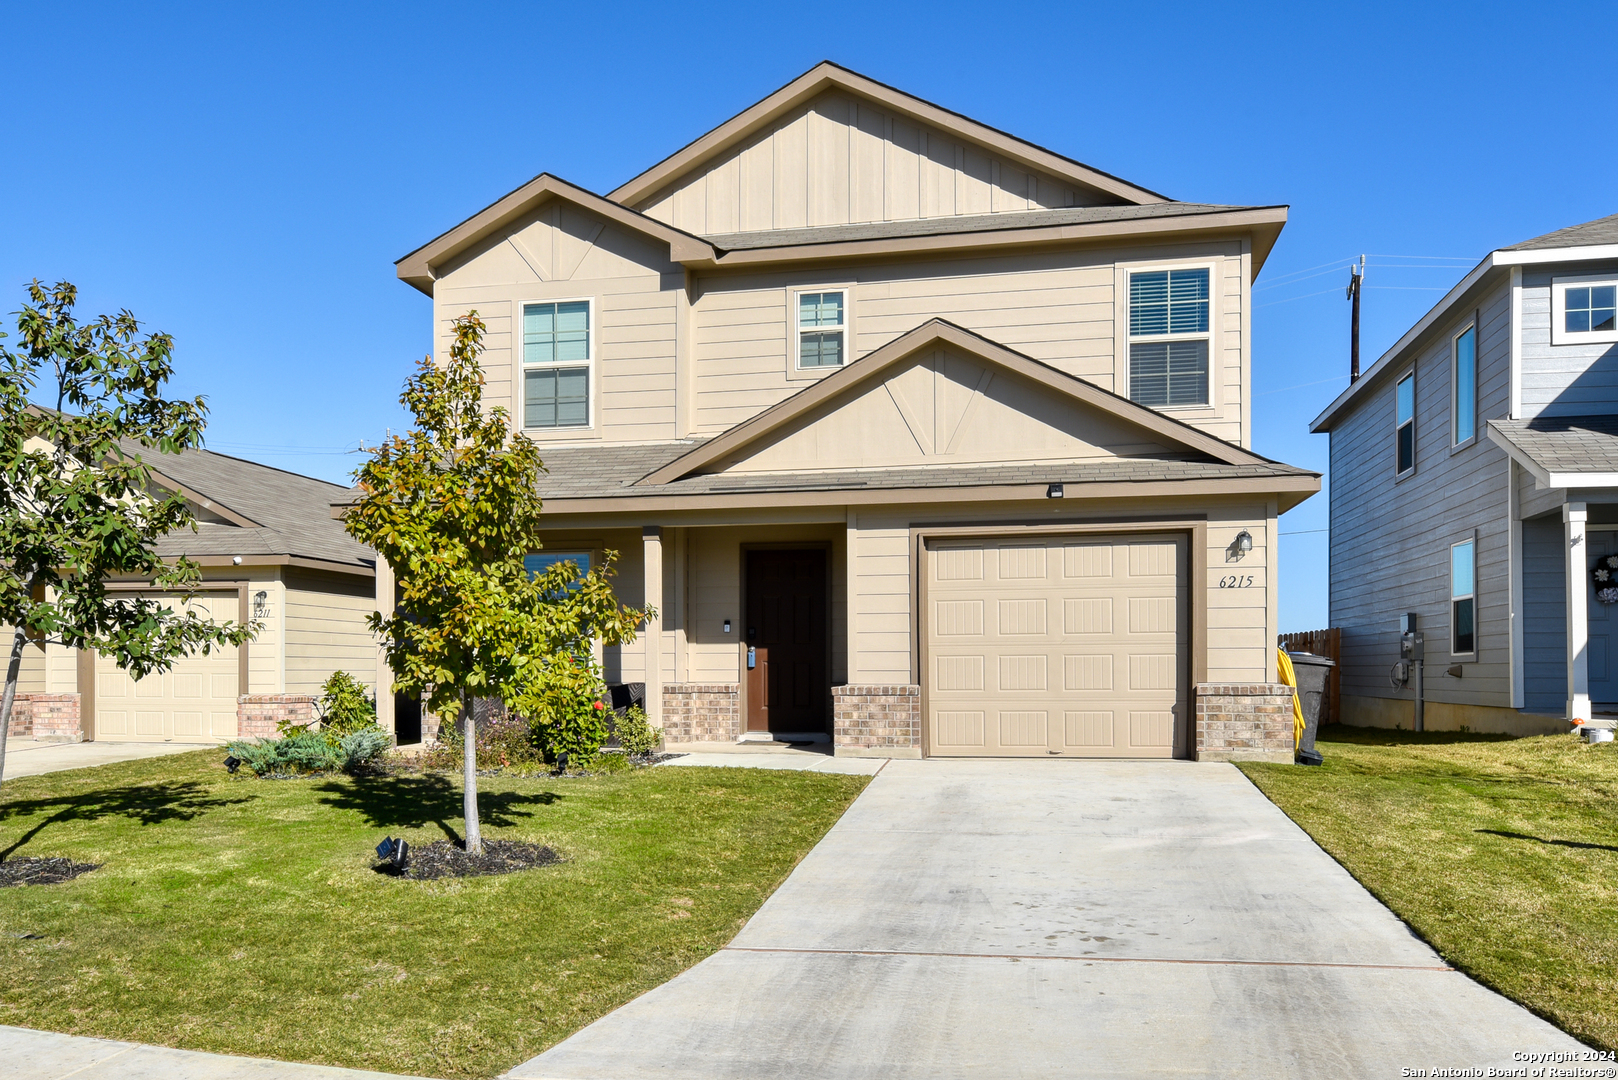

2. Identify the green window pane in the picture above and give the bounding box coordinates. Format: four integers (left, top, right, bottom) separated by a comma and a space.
523, 301, 590, 364
1452, 540, 1475, 598
1396, 374, 1414, 425
1131, 269, 1208, 336
1128, 341, 1207, 407
800, 330, 844, 368
799, 292, 843, 328
524, 367, 589, 428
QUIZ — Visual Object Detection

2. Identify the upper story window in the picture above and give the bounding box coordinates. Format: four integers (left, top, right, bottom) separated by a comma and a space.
1551, 276, 1618, 346
1452, 324, 1476, 446
522, 300, 591, 429
797, 291, 846, 369
1128, 268, 1210, 408
525, 551, 592, 594
1396, 371, 1416, 476
1451, 537, 1476, 657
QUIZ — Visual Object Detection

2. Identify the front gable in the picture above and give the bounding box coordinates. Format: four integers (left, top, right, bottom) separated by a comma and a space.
641, 320, 1263, 485
714, 344, 1179, 474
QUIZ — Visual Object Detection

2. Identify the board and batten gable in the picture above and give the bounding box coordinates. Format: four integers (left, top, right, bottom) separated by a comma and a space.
1518, 260, 1618, 419
692, 238, 1252, 446
1328, 279, 1513, 711
431, 200, 685, 445
634, 92, 1120, 236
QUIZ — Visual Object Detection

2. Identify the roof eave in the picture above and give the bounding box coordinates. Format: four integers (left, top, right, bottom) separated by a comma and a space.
608, 61, 1169, 211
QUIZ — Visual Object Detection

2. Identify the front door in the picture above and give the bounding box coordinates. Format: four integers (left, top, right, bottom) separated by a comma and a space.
744, 549, 829, 734
1591, 530, 1618, 709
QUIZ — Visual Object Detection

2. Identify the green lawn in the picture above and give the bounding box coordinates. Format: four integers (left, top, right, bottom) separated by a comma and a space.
0, 751, 868, 1079
1239, 725, 1618, 1051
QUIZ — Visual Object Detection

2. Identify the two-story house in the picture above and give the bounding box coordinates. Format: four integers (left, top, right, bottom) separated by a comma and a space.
380, 62, 1319, 759
1312, 212, 1618, 734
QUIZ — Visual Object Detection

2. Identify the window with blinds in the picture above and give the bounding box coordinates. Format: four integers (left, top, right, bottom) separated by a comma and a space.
1127, 268, 1210, 408
522, 300, 591, 428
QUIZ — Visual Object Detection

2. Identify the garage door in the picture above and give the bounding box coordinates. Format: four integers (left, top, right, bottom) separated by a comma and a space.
94, 593, 240, 743
925, 534, 1187, 758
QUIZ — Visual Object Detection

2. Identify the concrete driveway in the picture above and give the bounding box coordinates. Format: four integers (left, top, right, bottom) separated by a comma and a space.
509, 758, 1586, 1079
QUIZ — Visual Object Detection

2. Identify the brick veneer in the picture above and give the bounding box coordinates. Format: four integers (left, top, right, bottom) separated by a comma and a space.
7, 693, 82, 741
833, 684, 921, 758
661, 684, 740, 743
1194, 683, 1296, 763
236, 694, 317, 739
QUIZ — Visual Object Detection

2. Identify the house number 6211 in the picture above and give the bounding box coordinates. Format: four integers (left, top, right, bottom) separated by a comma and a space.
1218, 575, 1256, 589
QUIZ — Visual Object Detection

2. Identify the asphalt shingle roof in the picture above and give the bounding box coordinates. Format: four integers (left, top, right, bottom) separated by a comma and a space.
131, 444, 374, 569
519, 439, 1313, 501
1488, 416, 1618, 475
704, 203, 1264, 252
1504, 212, 1618, 252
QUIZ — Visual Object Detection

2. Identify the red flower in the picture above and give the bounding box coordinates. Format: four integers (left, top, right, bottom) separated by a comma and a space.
593, 701, 604, 710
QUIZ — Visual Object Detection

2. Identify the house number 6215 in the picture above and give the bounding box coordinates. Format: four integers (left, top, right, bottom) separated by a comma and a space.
1218, 575, 1256, 589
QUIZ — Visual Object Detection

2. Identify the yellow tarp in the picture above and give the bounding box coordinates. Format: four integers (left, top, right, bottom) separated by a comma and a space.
1276, 648, 1306, 748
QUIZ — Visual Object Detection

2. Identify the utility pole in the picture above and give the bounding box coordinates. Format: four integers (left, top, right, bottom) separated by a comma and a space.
1347, 255, 1365, 382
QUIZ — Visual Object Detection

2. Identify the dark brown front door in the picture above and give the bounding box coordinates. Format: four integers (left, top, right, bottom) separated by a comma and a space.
744, 549, 829, 734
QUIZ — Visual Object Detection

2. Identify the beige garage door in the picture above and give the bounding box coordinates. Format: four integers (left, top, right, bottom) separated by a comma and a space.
925, 534, 1188, 758
94, 593, 240, 743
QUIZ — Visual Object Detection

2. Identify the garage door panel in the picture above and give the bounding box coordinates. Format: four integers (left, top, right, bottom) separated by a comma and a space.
93, 591, 240, 744
927, 534, 1186, 758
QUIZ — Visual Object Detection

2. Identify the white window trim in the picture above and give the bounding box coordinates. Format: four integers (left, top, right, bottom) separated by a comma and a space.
1450, 534, 1477, 658
792, 288, 850, 374
1451, 319, 1478, 449
519, 296, 596, 432
1395, 367, 1417, 479
1122, 260, 1220, 412
1550, 273, 1618, 346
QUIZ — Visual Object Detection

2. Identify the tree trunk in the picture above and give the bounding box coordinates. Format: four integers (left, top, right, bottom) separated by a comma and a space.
462, 690, 482, 854
0, 624, 26, 792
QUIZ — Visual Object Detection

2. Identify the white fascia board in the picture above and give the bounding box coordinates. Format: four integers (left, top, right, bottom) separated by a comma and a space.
1494, 244, 1618, 267
1548, 473, 1618, 488
1311, 253, 1501, 432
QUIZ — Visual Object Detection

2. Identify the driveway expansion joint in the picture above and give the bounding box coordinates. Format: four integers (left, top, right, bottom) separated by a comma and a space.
720, 944, 1455, 971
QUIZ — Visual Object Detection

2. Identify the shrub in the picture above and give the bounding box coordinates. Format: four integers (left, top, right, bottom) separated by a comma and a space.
318, 671, 378, 737
227, 731, 339, 777
338, 727, 391, 773
513, 653, 610, 766
614, 705, 661, 756
422, 707, 547, 774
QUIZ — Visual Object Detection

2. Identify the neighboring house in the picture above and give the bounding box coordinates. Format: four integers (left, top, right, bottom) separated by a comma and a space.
1311, 211, 1618, 734
378, 62, 1320, 759
9, 445, 378, 744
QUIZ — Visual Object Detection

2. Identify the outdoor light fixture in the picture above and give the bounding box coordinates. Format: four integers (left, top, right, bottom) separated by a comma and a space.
253, 590, 269, 620
223, 755, 241, 774
723, 619, 732, 634
1235, 530, 1253, 554
232, 556, 243, 565
1047, 483, 1064, 498
375, 836, 410, 871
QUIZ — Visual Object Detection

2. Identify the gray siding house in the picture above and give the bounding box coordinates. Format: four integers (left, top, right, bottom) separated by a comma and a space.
1312, 213, 1618, 734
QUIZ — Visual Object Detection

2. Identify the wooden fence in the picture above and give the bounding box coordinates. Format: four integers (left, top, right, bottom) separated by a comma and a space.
1278, 627, 1341, 727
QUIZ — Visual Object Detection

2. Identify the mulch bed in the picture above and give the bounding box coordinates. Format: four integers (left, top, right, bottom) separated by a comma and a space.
0, 857, 101, 888
382, 839, 561, 881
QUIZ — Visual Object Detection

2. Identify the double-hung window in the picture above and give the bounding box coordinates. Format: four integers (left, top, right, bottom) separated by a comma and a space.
1452, 325, 1476, 445
797, 291, 846, 369
1395, 371, 1416, 476
1127, 267, 1210, 408
1451, 538, 1476, 657
1552, 276, 1618, 345
525, 551, 592, 595
523, 300, 591, 429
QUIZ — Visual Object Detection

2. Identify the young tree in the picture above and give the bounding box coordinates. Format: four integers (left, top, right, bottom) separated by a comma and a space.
0, 281, 256, 788
344, 313, 644, 853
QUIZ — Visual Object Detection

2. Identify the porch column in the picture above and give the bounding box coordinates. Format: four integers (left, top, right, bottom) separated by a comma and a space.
1566, 502, 1590, 723
375, 556, 395, 737
643, 527, 663, 729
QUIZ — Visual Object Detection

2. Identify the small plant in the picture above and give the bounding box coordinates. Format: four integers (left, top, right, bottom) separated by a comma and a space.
226, 731, 339, 777
614, 705, 661, 756
591, 752, 632, 775
513, 653, 611, 767
422, 707, 547, 775
318, 671, 378, 737
338, 727, 391, 773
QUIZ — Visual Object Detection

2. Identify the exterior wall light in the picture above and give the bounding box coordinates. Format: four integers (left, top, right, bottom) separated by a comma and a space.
1235, 530, 1253, 554
723, 619, 732, 634
1047, 483, 1064, 498
253, 590, 270, 621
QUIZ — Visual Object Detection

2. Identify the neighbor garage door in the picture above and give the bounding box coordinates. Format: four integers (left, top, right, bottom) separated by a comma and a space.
94, 593, 241, 742
925, 533, 1187, 758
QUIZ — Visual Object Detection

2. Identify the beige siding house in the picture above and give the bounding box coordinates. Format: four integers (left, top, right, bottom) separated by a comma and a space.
8, 447, 377, 744
385, 62, 1319, 760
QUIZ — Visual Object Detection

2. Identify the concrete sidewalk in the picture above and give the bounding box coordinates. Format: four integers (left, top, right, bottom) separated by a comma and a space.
510, 758, 1588, 1079
4, 1024, 432, 1080
3, 738, 204, 780
659, 747, 886, 774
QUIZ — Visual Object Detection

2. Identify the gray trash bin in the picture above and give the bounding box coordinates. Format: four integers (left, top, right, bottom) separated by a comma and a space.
1287, 651, 1334, 765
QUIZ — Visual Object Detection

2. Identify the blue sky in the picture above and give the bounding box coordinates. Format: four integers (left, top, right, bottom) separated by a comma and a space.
3, 2, 1613, 631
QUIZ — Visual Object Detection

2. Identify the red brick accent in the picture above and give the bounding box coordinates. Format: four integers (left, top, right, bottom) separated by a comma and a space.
661, 684, 740, 742
833, 684, 920, 754
8, 693, 82, 741
1194, 682, 1296, 763
236, 695, 317, 740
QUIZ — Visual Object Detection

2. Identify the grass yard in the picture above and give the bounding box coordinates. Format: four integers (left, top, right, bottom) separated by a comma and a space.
1239, 725, 1618, 1052
0, 750, 869, 1078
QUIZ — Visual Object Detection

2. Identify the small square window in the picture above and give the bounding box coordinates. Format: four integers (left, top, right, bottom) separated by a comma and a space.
1129, 341, 1209, 408
798, 292, 846, 369
1130, 269, 1209, 336
524, 367, 589, 429
1552, 278, 1618, 345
